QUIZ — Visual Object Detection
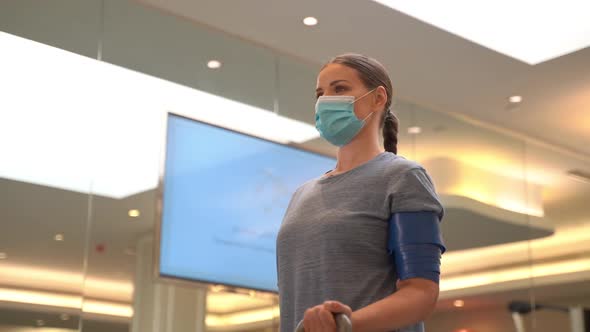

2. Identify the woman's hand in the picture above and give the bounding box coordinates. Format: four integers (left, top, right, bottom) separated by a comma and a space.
302, 301, 353, 332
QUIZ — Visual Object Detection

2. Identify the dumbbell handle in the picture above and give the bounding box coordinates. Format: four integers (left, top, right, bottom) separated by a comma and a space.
295, 313, 352, 332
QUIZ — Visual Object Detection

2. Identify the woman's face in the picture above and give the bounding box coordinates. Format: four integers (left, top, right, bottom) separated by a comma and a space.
315, 63, 380, 121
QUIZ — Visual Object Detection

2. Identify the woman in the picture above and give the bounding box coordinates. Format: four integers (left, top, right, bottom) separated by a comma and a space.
276, 54, 445, 332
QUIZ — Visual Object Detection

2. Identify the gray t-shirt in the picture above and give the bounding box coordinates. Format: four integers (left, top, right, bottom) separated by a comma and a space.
276, 152, 444, 332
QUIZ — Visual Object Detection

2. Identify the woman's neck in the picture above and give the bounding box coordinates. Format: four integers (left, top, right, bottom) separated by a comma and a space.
334, 131, 384, 174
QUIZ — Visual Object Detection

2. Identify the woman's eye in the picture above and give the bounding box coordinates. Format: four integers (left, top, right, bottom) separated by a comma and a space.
334, 85, 347, 93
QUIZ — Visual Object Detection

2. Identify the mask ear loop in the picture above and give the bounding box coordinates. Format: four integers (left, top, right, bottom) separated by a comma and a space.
361, 111, 375, 122
350, 87, 377, 104
354, 87, 383, 122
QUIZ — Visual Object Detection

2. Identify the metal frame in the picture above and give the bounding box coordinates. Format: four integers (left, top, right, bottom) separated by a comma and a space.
153, 110, 334, 296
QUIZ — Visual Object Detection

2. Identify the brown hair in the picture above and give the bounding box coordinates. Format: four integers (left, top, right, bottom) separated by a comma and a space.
323, 53, 398, 154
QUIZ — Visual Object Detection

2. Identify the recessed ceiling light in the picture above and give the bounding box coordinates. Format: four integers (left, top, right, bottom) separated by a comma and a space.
372, 0, 590, 65
509, 95, 523, 104
128, 209, 140, 218
54, 234, 64, 242
303, 17, 318, 26
36, 319, 45, 327
207, 60, 222, 69
0, 252, 6, 259
453, 299, 465, 307
407, 126, 422, 134
60, 313, 70, 321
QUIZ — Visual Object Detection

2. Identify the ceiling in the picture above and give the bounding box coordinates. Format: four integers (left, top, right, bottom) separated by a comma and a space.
139, 0, 590, 157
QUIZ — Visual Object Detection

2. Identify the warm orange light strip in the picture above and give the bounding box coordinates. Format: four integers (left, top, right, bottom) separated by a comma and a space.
441, 257, 590, 292
0, 288, 133, 317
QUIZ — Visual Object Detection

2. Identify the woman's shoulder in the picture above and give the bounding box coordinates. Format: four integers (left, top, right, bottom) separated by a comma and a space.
291, 176, 319, 196
380, 152, 425, 176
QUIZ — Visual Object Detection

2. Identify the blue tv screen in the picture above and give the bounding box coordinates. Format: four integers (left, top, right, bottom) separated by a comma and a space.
158, 113, 335, 292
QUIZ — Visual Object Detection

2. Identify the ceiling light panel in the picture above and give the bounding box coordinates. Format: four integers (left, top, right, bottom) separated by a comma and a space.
372, 0, 590, 65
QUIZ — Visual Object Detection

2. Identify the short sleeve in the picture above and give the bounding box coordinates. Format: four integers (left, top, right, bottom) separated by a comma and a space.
388, 167, 444, 220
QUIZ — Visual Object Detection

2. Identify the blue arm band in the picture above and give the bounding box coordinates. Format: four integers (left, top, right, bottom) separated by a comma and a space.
388, 211, 446, 283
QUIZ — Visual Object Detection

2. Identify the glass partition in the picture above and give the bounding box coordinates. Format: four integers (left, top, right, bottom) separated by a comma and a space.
0, 1, 100, 329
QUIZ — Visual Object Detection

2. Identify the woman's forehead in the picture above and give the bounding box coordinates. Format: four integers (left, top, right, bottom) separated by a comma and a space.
317, 64, 360, 87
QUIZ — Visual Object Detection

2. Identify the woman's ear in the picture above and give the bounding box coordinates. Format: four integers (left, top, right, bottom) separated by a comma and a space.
374, 86, 388, 109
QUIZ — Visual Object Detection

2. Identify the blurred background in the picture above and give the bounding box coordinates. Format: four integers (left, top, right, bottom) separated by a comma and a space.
0, 1, 589, 332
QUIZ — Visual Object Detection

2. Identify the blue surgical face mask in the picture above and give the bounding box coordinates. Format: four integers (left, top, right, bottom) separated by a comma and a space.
315, 89, 376, 147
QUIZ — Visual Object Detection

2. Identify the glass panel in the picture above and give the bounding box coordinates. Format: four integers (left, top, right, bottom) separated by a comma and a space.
100, 0, 276, 111
413, 106, 540, 332
0, 1, 101, 329
394, 101, 419, 160
523, 140, 590, 331
0, 0, 102, 58
80, 1, 282, 331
